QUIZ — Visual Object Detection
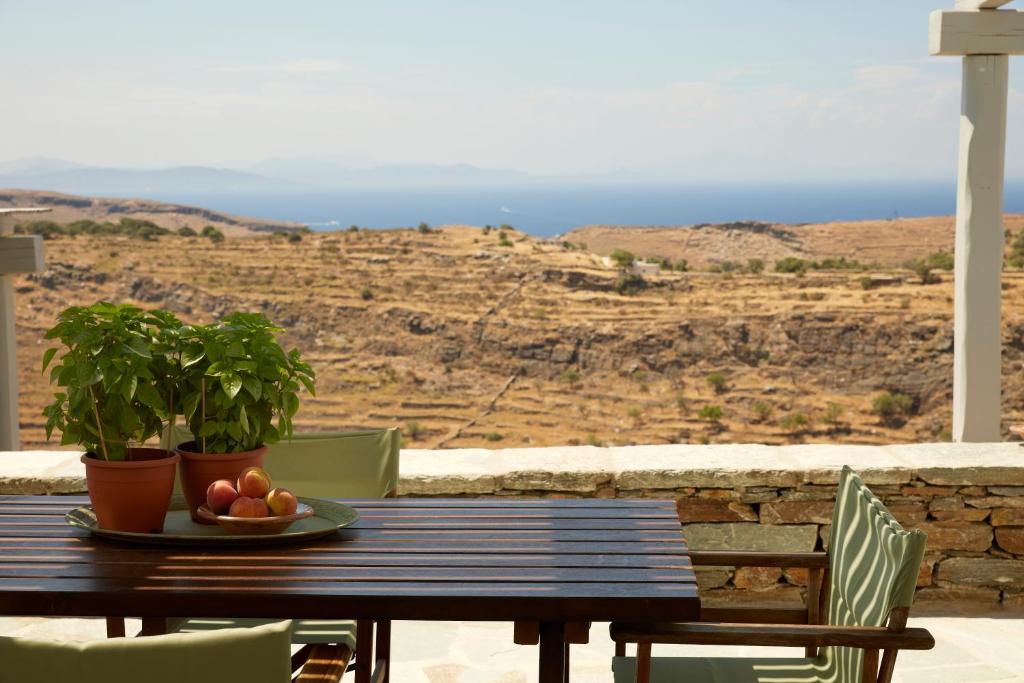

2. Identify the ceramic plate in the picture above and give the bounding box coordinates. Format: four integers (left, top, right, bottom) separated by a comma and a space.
195, 501, 315, 534
65, 495, 359, 545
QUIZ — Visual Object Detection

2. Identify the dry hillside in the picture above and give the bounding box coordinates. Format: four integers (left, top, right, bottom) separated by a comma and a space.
565, 215, 1024, 269
11, 218, 1024, 450
0, 189, 302, 236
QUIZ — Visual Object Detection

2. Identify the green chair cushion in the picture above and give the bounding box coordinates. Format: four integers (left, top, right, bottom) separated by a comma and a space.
613, 655, 830, 683
173, 617, 356, 648
0, 619, 292, 683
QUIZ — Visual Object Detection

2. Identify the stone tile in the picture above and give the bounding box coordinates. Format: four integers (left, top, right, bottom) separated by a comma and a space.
913, 522, 993, 552
760, 500, 834, 525
675, 497, 757, 523
682, 522, 819, 552
993, 509, 1024, 526
996, 527, 1024, 555
967, 496, 1024, 509
937, 557, 1024, 587
989, 486, 1024, 497
733, 566, 783, 590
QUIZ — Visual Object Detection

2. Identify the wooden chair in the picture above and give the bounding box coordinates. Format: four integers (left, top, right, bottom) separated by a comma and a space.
114, 428, 400, 683
2, 620, 294, 683
610, 466, 935, 683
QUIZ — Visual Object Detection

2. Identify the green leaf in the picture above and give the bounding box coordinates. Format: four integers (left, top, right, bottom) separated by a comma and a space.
238, 405, 249, 434
221, 373, 242, 400
284, 392, 300, 418
41, 348, 58, 373
242, 375, 261, 400
197, 421, 219, 438
181, 345, 205, 368
298, 374, 316, 396
136, 382, 163, 410
226, 421, 242, 441
120, 375, 137, 402
125, 338, 152, 358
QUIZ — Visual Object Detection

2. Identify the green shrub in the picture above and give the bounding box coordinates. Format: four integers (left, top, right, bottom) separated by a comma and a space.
822, 401, 844, 426
498, 233, 513, 247
177, 226, 197, 237
348, 225, 359, 232
775, 257, 809, 274
360, 287, 374, 301
871, 391, 914, 426
404, 420, 423, 441
674, 260, 689, 272
484, 432, 504, 442
911, 260, 939, 284
699, 405, 723, 424
752, 401, 773, 423
417, 222, 432, 234
778, 412, 809, 432
925, 250, 954, 271
201, 225, 225, 243
561, 368, 581, 385
615, 273, 647, 295
610, 249, 636, 270
288, 232, 302, 243
747, 258, 765, 274
706, 372, 729, 394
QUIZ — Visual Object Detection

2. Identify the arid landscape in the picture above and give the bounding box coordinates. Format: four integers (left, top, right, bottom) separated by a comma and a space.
8, 191, 1024, 450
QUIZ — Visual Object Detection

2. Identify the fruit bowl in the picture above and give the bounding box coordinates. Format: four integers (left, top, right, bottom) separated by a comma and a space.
196, 502, 314, 535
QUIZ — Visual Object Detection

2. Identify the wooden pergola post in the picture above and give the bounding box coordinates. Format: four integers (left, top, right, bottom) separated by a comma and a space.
0, 208, 49, 451
930, 1, 1023, 441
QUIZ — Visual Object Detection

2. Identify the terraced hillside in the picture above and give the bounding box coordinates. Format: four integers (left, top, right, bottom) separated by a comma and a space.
12, 223, 1024, 450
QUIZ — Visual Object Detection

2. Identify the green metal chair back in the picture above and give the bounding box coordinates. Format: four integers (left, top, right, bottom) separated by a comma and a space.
0, 620, 292, 683
818, 466, 927, 682
263, 428, 401, 498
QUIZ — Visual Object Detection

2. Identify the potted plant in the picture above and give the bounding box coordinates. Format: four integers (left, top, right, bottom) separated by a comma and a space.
42, 303, 182, 533
173, 312, 315, 521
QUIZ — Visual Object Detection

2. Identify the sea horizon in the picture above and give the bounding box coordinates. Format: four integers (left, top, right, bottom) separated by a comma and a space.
137, 179, 1024, 238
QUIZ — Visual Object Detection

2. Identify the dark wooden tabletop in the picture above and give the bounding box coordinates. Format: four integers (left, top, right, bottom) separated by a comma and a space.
0, 496, 699, 624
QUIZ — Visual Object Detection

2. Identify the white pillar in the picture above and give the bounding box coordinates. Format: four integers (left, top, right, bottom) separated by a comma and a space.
0, 221, 19, 451
953, 54, 1009, 442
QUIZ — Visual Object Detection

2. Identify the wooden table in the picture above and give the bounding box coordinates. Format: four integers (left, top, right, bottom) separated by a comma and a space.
0, 496, 698, 683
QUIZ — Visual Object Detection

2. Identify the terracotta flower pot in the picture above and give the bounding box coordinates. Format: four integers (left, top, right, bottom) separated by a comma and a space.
176, 442, 267, 523
81, 448, 179, 534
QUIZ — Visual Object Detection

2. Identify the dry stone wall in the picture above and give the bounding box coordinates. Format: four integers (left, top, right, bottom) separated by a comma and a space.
3, 442, 1022, 614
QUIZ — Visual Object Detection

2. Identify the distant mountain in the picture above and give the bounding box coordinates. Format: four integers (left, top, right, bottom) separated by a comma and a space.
0, 165, 310, 195
239, 158, 532, 188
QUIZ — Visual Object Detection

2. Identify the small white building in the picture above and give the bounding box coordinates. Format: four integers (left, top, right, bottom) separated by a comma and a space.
600, 256, 661, 276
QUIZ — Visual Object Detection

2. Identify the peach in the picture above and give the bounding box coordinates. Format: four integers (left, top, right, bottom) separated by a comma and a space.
228, 496, 270, 518
237, 467, 272, 499
265, 487, 298, 516
206, 479, 238, 515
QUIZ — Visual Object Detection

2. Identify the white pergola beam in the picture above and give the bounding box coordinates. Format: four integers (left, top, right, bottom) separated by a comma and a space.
952, 55, 1009, 441
930, 10, 1024, 56
0, 209, 48, 451
0, 236, 45, 274
955, 0, 1015, 9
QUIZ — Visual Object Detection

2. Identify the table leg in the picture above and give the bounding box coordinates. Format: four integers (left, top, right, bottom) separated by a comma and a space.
563, 641, 571, 683
139, 617, 168, 636
375, 619, 391, 683
538, 622, 567, 683
105, 617, 125, 638
356, 619, 374, 683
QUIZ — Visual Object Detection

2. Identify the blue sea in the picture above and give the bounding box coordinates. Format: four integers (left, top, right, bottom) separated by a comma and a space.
151, 181, 1024, 238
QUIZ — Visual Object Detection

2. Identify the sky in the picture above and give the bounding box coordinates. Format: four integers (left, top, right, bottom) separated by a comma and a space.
0, 0, 1021, 182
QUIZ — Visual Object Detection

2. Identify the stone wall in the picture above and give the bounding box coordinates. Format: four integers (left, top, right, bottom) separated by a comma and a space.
4, 442, 1023, 614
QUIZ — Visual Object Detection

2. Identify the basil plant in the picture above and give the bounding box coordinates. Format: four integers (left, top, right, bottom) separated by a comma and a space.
176, 312, 316, 453
42, 303, 182, 461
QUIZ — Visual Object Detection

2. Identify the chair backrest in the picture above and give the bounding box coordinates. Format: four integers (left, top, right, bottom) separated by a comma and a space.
168, 427, 400, 499
820, 466, 927, 682
0, 620, 292, 683
262, 428, 401, 499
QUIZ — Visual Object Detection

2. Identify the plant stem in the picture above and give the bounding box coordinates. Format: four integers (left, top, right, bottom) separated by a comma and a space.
201, 376, 207, 453
163, 386, 174, 451
87, 385, 109, 461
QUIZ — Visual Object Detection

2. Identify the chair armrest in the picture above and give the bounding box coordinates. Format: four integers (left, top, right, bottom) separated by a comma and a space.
689, 551, 829, 568
609, 622, 934, 651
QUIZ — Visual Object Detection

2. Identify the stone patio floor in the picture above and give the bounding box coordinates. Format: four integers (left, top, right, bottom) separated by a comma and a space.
0, 616, 1020, 682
